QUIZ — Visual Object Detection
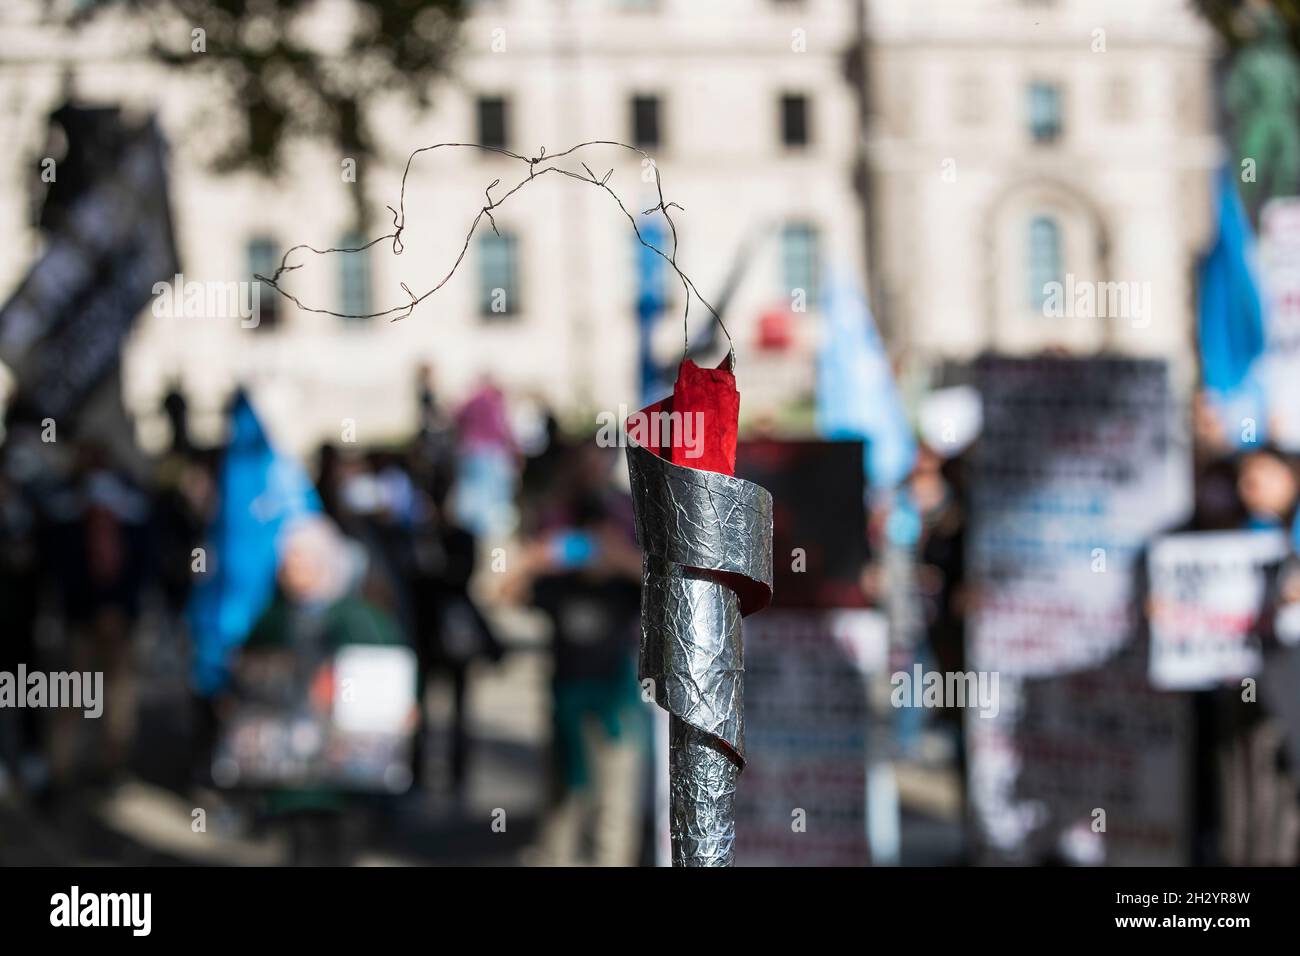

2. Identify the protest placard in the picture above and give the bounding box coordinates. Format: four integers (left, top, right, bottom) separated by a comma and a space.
967, 356, 1191, 677
0, 110, 177, 421
728, 441, 880, 865
213, 644, 418, 793
1147, 529, 1289, 689
967, 652, 1190, 866
965, 356, 1192, 865
734, 608, 885, 866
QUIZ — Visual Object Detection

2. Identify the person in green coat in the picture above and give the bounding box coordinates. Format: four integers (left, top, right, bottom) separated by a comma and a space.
234, 515, 410, 864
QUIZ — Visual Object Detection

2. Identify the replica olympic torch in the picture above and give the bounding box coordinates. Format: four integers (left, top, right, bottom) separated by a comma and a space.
625, 356, 773, 866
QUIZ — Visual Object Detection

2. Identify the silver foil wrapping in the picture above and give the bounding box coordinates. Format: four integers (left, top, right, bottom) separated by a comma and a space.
627, 442, 773, 866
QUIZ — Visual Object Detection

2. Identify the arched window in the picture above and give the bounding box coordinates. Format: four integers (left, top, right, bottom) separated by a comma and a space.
1026, 215, 1062, 311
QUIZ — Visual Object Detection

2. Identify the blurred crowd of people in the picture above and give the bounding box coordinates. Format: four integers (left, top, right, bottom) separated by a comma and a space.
0, 366, 652, 865
7, 356, 1300, 867
0, 425, 156, 795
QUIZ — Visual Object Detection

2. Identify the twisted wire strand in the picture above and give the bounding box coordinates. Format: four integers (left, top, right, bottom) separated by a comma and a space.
253, 140, 734, 360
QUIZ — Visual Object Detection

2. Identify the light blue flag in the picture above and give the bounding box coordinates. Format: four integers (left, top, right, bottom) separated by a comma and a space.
1199, 166, 1268, 447
187, 392, 321, 695
816, 272, 916, 488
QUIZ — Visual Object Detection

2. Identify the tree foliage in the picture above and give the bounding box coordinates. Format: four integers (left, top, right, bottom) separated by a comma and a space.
63, 0, 464, 182
1195, 0, 1300, 51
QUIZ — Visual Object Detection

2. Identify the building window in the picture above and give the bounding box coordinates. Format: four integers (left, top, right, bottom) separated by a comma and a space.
1027, 215, 1063, 310
632, 95, 662, 150
1027, 82, 1062, 143
479, 230, 519, 318
781, 223, 820, 304
781, 93, 810, 147
247, 236, 280, 329
338, 232, 371, 320
477, 96, 509, 151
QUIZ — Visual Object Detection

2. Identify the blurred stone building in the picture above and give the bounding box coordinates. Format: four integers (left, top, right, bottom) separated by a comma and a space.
0, 0, 1233, 454
0, 0, 866, 455
861, 0, 1220, 390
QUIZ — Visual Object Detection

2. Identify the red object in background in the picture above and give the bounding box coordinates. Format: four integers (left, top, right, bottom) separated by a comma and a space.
310, 664, 335, 714
756, 308, 794, 351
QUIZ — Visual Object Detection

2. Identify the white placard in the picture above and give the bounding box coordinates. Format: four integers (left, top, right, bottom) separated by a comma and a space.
1148, 529, 1288, 689
333, 644, 418, 734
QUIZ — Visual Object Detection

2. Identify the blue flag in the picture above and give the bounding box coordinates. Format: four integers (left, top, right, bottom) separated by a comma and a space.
1199, 167, 1268, 446
187, 392, 321, 695
816, 272, 916, 488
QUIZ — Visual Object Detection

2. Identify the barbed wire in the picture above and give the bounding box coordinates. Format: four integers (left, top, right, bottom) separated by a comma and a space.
253, 140, 734, 362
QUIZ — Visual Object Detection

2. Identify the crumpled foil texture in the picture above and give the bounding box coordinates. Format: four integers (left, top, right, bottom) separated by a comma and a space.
627, 441, 773, 866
